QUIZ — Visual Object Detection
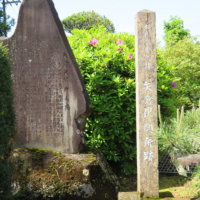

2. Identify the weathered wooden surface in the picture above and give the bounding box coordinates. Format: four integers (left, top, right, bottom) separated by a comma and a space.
135, 9, 159, 197
0, 0, 91, 153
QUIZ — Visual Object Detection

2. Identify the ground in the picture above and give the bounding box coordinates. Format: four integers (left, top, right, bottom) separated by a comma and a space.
108, 161, 200, 200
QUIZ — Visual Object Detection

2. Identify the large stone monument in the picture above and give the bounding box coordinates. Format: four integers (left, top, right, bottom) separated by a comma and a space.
135, 10, 159, 197
0, 0, 91, 153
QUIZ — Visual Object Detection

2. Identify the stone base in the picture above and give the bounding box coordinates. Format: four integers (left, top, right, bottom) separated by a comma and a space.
118, 192, 139, 200
174, 154, 200, 176
10, 147, 120, 200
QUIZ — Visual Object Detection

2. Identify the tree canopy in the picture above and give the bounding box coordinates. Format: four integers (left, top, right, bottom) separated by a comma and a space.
0, 6, 15, 36
163, 16, 190, 45
61, 10, 115, 34
161, 36, 200, 109
161, 16, 200, 110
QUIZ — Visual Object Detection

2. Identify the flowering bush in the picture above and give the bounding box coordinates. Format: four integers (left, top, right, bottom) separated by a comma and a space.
68, 25, 178, 174
68, 26, 136, 174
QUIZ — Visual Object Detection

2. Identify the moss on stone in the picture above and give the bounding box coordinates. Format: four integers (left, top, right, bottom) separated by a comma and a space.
11, 147, 119, 200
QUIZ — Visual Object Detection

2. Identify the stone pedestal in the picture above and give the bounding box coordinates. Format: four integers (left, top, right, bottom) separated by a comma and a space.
11, 148, 120, 200
118, 192, 139, 200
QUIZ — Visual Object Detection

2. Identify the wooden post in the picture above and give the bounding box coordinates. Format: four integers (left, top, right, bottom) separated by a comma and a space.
135, 9, 159, 198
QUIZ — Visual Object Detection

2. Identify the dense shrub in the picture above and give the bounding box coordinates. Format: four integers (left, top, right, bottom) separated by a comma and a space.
156, 48, 178, 120
68, 26, 136, 174
161, 36, 200, 110
0, 43, 16, 199
68, 26, 179, 174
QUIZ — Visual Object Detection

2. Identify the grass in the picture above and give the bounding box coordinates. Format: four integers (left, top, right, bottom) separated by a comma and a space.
111, 171, 200, 199
159, 174, 200, 199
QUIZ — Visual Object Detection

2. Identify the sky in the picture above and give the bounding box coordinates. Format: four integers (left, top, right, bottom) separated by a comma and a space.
3, 0, 200, 44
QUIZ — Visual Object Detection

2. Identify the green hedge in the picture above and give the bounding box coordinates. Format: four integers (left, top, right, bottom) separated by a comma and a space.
68, 25, 178, 174
0, 42, 16, 200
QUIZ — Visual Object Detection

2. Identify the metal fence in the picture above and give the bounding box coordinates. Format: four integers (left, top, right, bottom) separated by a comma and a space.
158, 149, 199, 175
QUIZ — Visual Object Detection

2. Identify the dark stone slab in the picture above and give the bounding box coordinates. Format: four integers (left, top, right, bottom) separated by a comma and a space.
0, 0, 91, 153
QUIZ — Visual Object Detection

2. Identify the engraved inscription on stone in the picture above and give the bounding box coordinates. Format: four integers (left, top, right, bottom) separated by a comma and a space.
0, 0, 91, 154
135, 10, 159, 198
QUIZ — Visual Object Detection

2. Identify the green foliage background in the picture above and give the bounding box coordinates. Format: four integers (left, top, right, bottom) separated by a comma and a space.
68, 25, 178, 174
61, 10, 115, 34
163, 16, 190, 45
0, 43, 16, 200
161, 36, 200, 110
156, 49, 177, 120
157, 15, 200, 115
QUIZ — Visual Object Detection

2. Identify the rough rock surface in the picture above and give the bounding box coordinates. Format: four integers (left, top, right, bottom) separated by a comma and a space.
0, 0, 91, 154
10, 148, 120, 200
